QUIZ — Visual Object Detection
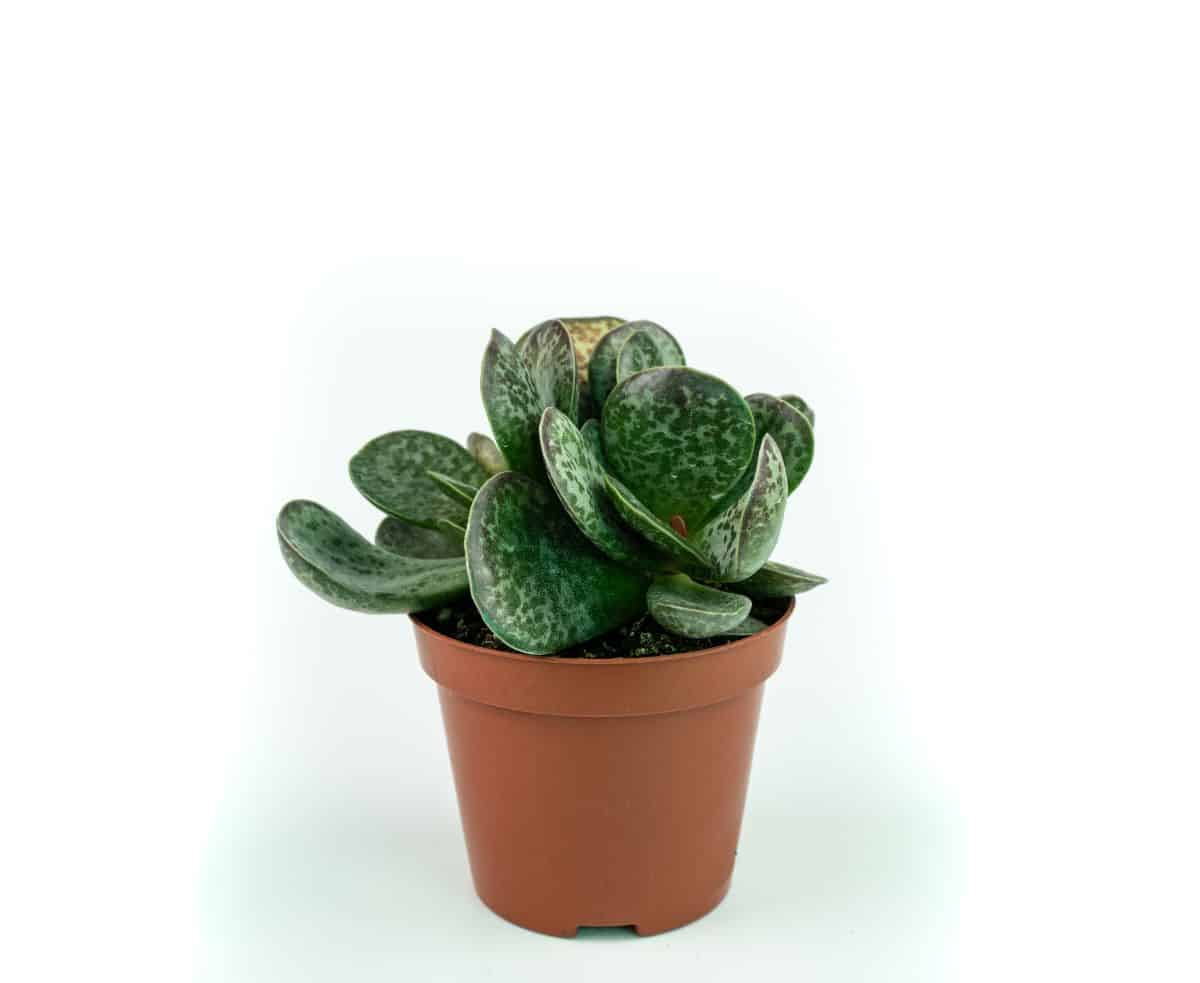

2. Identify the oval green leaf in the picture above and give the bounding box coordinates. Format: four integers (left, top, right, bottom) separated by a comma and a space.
746, 393, 814, 493
539, 407, 663, 568
466, 473, 649, 654
588, 320, 685, 409
375, 516, 464, 557
693, 435, 788, 582
278, 500, 469, 612
517, 320, 578, 421
647, 573, 752, 637
602, 366, 756, 530
616, 328, 686, 383
349, 430, 487, 529
481, 329, 546, 478
738, 560, 827, 597
780, 393, 815, 428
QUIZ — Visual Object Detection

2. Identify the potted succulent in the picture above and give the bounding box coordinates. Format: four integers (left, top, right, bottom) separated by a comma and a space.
277, 317, 825, 936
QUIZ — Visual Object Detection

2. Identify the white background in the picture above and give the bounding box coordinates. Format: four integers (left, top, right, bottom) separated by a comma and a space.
3, 2, 1198, 981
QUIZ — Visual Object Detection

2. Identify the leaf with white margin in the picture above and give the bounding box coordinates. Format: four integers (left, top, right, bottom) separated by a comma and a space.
737, 560, 827, 597
539, 407, 662, 568
692, 435, 788, 582
480, 329, 546, 478
278, 500, 468, 612
349, 430, 487, 529
646, 573, 752, 637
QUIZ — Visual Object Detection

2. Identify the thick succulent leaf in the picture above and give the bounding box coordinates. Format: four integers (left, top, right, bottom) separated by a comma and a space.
589, 320, 685, 409
466, 473, 649, 655
746, 393, 815, 493
616, 328, 686, 383
480, 329, 547, 478
517, 320, 578, 421
539, 407, 663, 568
580, 418, 606, 465
602, 473, 711, 571
438, 517, 468, 536
646, 573, 752, 638
349, 431, 487, 529
602, 366, 756, 529
375, 516, 464, 558
693, 435, 788, 582
738, 560, 828, 597
426, 469, 480, 506
720, 615, 772, 637
467, 432, 508, 475
278, 500, 469, 612
780, 393, 815, 428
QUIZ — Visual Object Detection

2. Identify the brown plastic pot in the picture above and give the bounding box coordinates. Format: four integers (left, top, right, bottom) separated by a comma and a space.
411, 599, 793, 938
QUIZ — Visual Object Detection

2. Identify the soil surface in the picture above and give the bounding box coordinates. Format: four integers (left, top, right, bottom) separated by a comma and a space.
415, 595, 789, 658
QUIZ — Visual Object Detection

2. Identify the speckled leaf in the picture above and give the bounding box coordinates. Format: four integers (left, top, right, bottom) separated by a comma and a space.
602, 367, 756, 529
481, 330, 547, 478
693, 435, 788, 582
278, 500, 468, 612
466, 473, 649, 655
616, 328, 685, 383
426, 469, 480, 506
539, 407, 663, 568
647, 574, 752, 638
467, 432, 508, 475
580, 418, 606, 465
721, 615, 772, 637
375, 516, 464, 557
438, 517, 467, 537
746, 393, 814, 493
349, 431, 487, 529
589, 321, 685, 409
602, 473, 711, 571
780, 394, 815, 428
518, 320, 578, 421
738, 560, 827, 597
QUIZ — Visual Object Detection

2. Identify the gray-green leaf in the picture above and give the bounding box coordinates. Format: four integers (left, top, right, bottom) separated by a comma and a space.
720, 615, 772, 637
539, 407, 663, 568
616, 327, 686, 383
481, 329, 547, 478
602, 367, 756, 530
278, 500, 469, 612
693, 435, 788, 582
780, 394, 815, 428
375, 516, 464, 558
738, 560, 827, 597
588, 321, 685, 410
646, 573, 752, 637
466, 473, 649, 655
517, 320, 578, 421
349, 431, 488, 529
746, 393, 814, 493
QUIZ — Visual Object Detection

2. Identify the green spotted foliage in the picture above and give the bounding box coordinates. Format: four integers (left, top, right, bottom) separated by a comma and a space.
278, 317, 825, 654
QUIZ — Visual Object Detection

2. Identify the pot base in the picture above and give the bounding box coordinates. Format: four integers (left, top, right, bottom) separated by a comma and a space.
476, 874, 732, 938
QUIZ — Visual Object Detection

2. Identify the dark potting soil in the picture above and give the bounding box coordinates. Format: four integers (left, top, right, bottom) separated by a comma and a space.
415, 595, 790, 659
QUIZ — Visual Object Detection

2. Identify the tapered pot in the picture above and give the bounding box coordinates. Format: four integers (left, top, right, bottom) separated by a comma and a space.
411, 599, 792, 938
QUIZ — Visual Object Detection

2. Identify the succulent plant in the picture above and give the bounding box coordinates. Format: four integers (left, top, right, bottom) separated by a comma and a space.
277, 317, 826, 655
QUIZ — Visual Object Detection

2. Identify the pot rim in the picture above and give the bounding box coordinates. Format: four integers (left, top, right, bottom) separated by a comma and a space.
409, 597, 795, 666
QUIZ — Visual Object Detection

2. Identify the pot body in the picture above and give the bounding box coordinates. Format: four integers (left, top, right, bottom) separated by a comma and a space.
412, 602, 791, 937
